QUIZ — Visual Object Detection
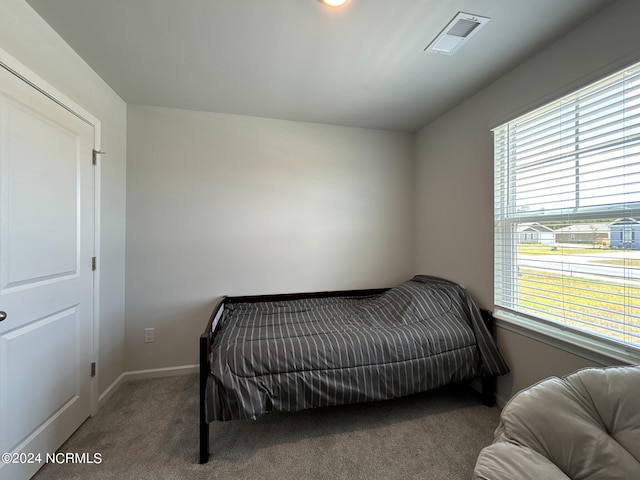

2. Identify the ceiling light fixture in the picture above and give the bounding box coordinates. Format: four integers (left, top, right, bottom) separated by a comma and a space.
318, 0, 351, 7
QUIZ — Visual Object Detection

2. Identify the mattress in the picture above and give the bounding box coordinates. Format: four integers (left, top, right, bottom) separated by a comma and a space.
205, 275, 508, 421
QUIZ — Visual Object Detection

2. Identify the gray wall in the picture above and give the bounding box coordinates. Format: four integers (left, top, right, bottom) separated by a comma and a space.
414, 0, 640, 401
0, 0, 127, 398
125, 105, 415, 371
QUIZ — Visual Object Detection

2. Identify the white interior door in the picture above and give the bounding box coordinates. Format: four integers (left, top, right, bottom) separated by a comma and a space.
0, 65, 94, 480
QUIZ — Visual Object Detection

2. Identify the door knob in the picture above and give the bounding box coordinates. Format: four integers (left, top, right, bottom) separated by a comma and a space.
0, 311, 6, 322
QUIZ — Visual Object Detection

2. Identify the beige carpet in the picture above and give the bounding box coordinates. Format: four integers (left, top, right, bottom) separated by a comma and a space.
32, 375, 500, 480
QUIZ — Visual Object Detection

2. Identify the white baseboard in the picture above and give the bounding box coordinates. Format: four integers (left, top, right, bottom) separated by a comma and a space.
121, 364, 199, 381
98, 372, 126, 409
97, 364, 198, 410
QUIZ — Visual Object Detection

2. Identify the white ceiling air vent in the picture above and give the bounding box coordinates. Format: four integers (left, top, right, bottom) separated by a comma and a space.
425, 12, 490, 55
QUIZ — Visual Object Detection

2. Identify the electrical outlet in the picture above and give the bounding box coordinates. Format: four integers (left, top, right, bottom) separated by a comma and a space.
144, 328, 155, 343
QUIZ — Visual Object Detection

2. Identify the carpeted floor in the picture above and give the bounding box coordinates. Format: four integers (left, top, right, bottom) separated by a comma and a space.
32, 375, 500, 480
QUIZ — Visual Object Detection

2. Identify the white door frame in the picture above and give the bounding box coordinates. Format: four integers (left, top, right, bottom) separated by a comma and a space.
0, 47, 102, 415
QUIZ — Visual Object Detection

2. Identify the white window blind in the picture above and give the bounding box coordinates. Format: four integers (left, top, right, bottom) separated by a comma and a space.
494, 60, 640, 355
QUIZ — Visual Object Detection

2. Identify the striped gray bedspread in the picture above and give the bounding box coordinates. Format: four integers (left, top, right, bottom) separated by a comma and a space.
206, 275, 508, 421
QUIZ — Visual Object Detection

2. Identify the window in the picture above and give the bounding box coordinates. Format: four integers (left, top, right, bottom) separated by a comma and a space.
494, 60, 640, 357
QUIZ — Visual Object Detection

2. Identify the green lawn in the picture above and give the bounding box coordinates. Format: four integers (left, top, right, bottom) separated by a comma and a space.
516, 269, 640, 345
517, 244, 609, 256
591, 258, 640, 267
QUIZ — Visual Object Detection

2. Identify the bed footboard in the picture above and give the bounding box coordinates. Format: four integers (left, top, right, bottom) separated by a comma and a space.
199, 332, 209, 464
199, 297, 226, 464
480, 308, 497, 407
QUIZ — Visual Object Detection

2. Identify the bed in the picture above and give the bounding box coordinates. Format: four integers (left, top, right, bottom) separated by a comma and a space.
199, 275, 509, 463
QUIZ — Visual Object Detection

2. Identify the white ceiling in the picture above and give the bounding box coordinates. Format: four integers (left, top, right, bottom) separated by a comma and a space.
26, 0, 613, 132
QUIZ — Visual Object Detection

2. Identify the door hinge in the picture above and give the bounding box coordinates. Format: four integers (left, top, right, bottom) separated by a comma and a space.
92, 257, 97, 271
92, 149, 106, 165
91, 362, 96, 377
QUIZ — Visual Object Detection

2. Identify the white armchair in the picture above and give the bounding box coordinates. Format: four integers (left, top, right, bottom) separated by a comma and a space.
474, 365, 640, 480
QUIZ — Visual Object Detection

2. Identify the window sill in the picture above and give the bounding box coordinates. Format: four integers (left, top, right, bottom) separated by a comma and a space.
493, 308, 640, 366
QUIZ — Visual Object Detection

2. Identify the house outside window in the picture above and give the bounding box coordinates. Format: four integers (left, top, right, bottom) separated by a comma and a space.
494, 60, 640, 359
